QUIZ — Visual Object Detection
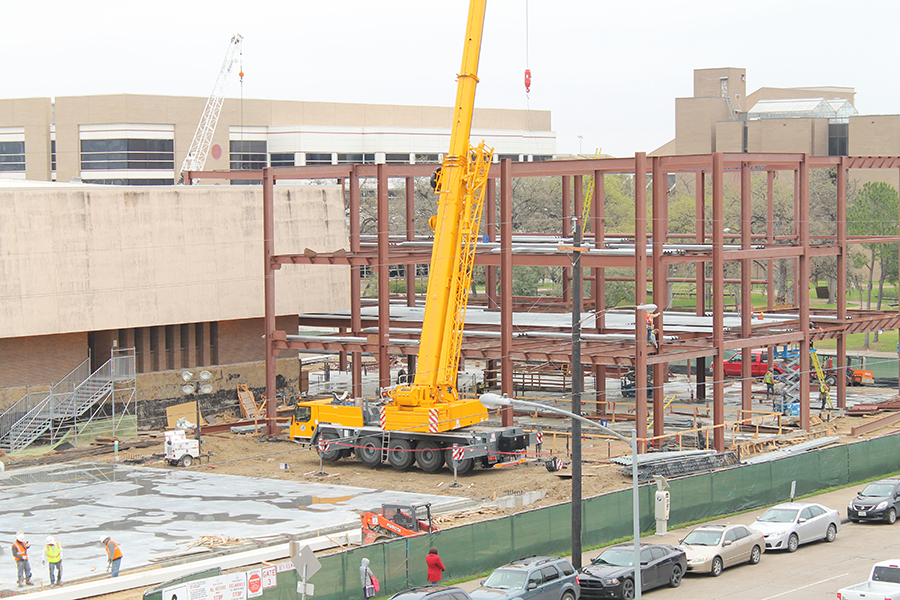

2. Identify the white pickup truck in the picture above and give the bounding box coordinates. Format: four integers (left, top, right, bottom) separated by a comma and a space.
838, 561, 900, 600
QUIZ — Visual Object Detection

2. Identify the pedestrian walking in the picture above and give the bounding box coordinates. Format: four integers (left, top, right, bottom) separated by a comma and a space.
12, 532, 32, 587
102, 536, 122, 577
360, 557, 378, 598
764, 369, 776, 404
426, 547, 445, 583
43, 536, 63, 586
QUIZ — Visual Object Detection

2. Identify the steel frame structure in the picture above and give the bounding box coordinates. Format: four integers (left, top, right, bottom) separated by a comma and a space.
186, 152, 900, 452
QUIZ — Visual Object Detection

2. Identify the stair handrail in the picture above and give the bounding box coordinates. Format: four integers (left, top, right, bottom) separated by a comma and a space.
6, 395, 53, 451
0, 390, 50, 439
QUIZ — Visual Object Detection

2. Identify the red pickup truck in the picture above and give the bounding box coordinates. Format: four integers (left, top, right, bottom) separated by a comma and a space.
716, 351, 786, 378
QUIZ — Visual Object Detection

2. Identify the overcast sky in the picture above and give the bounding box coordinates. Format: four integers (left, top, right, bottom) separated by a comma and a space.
5, 0, 899, 157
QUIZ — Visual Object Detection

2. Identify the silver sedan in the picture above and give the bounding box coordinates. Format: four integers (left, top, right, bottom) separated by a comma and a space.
750, 502, 840, 552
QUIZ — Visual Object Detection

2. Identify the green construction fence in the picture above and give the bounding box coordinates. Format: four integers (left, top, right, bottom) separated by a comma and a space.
267, 432, 900, 600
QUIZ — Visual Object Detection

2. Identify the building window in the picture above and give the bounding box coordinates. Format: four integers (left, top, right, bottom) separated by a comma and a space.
51, 140, 56, 172
0, 141, 26, 172
270, 153, 294, 167
80, 138, 174, 171
305, 153, 333, 165
337, 153, 376, 164
497, 154, 521, 162
386, 153, 410, 164
229, 140, 267, 170
82, 178, 175, 186
415, 154, 441, 163
828, 122, 849, 156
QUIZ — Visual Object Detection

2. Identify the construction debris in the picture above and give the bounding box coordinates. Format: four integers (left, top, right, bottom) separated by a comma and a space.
619, 451, 739, 481
183, 535, 248, 551
741, 436, 840, 465
433, 505, 502, 524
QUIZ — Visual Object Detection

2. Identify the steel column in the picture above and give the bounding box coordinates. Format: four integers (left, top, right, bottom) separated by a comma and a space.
798, 157, 811, 429
651, 157, 665, 442
712, 154, 725, 452
350, 170, 363, 398
634, 153, 648, 448
696, 171, 707, 401
263, 167, 278, 435
405, 176, 418, 380
377, 164, 391, 391
500, 159, 514, 426
740, 162, 753, 417
836, 159, 847, 407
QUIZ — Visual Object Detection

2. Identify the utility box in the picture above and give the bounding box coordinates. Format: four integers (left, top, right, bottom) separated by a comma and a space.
655, 490, 671, 534
165, 429, 200, 467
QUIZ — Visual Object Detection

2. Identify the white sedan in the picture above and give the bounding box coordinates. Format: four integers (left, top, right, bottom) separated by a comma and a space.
750, 502, 840, 552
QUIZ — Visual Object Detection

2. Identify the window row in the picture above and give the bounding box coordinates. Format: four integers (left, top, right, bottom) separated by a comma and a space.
80, 138, 174, 171
0, 141, 25, 172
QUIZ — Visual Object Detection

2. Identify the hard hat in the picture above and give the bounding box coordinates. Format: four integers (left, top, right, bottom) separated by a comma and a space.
102, 536, 110, 543
16, 532, 25, 542
46, 536, 55, 544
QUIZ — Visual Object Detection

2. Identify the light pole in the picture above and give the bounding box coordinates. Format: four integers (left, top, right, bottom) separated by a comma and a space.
181, 370, 213, 448
480, 392, 644, 599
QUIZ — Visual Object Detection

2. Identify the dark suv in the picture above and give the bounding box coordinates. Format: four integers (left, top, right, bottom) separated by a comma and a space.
848, 478, 900, 524
469, 556, 579, 600
388, 586, 473, 600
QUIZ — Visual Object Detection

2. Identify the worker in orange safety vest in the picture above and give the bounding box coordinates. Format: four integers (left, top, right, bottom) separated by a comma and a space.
102, 536, 123, 577
12, 532, 32, 587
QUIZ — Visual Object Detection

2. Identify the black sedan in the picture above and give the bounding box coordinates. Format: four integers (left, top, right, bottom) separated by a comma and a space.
577, 543, 686, 600
848, 478, 900, 523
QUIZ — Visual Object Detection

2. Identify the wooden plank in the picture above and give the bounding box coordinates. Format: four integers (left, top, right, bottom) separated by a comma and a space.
166, 401, 201, 429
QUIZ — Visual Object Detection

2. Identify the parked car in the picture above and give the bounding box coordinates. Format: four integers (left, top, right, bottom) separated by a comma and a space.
679, 523, 765, 576
837, 560, 900, 600
470, 556, 579, 600
750, 502, 840, 552
577, 543, 686, 600
388, 586, 473, 600
848, 479, 900, 524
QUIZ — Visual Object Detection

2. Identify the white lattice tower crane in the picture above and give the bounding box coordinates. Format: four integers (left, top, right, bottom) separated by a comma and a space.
179, 33, 243, 183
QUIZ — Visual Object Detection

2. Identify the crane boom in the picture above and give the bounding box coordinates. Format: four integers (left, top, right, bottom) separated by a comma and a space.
179, 33, 243, 182
387, 0, 492, 431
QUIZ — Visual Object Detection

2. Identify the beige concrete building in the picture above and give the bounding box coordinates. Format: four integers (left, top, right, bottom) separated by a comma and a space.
0, 95, 555, 185
0, 184, 348, 394
654, 68, 900, 187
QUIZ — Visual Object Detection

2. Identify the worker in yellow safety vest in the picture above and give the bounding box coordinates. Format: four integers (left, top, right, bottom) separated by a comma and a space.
12, 532, 32, 587
43, 536, 63, 586
102, 536, 123, 577
764, 370, 776, 404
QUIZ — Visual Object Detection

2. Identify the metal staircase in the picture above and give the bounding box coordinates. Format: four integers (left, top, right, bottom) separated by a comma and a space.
0, 348, 135, 452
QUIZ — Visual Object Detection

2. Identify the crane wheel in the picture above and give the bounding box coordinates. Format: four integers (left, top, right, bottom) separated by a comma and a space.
445, 448, 474, 475
356, 437, 382, 468
416, 441, 445, 473
318, 433, 343, 463
387, 439, 415, 470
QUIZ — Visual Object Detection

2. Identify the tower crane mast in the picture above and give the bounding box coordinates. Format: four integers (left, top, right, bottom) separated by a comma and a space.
179, 33, 243, 183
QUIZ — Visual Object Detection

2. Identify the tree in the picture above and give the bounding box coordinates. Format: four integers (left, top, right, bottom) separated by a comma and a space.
847, 181, 899, 346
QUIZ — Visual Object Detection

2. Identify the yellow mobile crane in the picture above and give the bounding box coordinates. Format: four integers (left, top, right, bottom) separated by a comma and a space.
289, 0, 533, 474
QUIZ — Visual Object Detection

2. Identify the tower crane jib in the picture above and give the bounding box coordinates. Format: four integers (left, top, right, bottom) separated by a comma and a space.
179, 33, 243, 183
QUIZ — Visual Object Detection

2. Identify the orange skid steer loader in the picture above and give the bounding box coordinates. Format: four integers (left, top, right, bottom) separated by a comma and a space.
361, 503, 438, 544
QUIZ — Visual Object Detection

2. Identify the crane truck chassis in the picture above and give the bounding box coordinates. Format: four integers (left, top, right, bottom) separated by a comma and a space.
290, 397, 534, 474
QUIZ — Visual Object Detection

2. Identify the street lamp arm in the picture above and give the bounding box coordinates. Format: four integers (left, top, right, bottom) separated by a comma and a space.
479, 393, 631, 446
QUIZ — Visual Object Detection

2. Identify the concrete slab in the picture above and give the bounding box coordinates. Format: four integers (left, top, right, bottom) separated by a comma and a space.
0, 462, 464, 589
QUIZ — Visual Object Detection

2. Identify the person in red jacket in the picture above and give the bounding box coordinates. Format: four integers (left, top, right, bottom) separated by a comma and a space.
426, 547, 445, 583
